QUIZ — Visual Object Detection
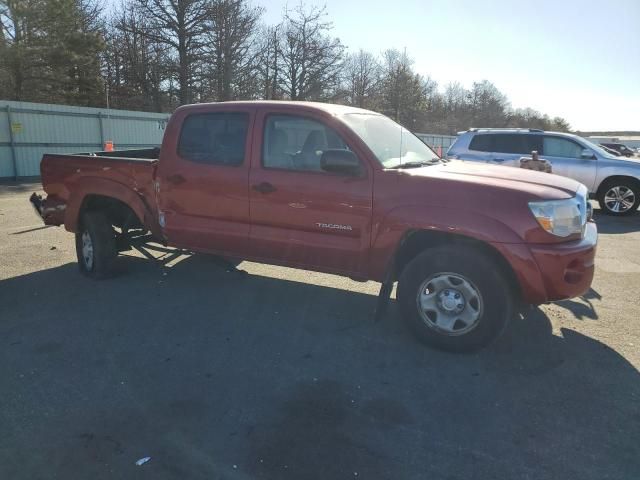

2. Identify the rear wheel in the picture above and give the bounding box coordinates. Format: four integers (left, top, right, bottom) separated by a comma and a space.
397, 246, 514, 352
598, 179, 640, 216
75, 211, 117, 279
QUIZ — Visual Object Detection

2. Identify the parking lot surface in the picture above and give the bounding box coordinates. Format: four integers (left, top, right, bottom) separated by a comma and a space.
1, 182, 639, 479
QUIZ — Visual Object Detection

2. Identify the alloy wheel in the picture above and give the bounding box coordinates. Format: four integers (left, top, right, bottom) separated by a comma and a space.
604, 186, 636, 213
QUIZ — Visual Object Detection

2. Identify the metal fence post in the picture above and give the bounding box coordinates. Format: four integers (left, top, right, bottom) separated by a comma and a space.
6, 105, 18, 180
98, 112, 105, 149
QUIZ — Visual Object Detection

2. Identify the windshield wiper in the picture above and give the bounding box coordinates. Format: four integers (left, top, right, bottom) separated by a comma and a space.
388, 159, 441, 169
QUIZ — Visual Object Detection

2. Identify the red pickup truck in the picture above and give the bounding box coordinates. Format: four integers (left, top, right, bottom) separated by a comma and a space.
31, 101, 597, 351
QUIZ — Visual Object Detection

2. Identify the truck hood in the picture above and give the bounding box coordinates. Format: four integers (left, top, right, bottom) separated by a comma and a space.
407, 160, 580, 200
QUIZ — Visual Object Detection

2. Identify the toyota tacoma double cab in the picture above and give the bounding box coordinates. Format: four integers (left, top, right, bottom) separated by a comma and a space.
31, 101, 597, 352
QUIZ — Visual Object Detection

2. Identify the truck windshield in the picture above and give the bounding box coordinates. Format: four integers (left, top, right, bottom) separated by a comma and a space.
341, 113, 440, 168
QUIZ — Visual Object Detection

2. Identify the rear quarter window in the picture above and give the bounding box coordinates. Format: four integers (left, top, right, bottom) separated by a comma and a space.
468, 134, 493, 152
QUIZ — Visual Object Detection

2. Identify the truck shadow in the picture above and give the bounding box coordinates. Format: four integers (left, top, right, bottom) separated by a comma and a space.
553, 287, 601, 320
0, 179, 40, 195
0, 255, 638, 479
593, 207, 640, 234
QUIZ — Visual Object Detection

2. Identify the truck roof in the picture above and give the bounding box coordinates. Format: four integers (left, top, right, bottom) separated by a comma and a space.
176, 100, 379, 117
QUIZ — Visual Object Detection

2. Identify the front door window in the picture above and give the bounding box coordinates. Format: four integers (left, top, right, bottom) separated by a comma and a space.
543, 136, 583, 158
263, 115, 349, 172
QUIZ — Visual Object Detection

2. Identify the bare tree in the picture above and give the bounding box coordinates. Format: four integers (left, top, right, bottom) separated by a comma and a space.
506, 107, 571, 131
551, 116, 571, 132
467, 80, 509, 127
443, 82, 466, 113
205, 0, 262, 101
342, 49, 381, 108
133, 0, 212, 105
254, 24, 282, 99
278, 3, 344, 100
104, 3, 173, 111
379, 49, 428, 129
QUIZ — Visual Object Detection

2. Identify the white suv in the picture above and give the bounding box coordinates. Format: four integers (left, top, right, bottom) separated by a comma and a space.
447, 128, 640, 216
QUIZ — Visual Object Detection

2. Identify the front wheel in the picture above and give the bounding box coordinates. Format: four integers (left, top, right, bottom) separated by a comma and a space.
598, 179, 640, 216
75, 211, 117, 279
397, 246, 514, 352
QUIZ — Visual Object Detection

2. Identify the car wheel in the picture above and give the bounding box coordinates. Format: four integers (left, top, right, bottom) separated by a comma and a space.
75, 211, 117, 279
598, 179, 640, 216
397, 246, 514, 352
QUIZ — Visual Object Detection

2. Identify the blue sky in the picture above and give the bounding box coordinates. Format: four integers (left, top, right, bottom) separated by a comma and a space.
107, 0, 640, 131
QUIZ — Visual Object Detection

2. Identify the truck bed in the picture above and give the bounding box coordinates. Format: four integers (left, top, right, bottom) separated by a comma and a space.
73, 147, 161, 160
35, 148, 160, 229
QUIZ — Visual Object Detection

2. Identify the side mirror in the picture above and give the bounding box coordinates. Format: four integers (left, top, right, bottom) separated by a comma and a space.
580, 149, 595, 159
320, 149, 361, 176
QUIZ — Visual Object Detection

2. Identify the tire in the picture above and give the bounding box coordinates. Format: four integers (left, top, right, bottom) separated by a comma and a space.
597, 179, 640, 216
75, 211, 117, 279
397, 245, 514, 353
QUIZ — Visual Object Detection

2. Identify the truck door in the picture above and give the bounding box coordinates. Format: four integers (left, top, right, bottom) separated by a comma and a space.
247, 110, 373, 277
157, 107, 253, 255
541, 135, 597, 192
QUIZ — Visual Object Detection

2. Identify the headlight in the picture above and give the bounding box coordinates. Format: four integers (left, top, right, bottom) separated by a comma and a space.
529, 191, 588, 238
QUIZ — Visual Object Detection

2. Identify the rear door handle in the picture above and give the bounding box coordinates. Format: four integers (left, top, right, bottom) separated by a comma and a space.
166, 173, 185, 185
252, 182, 277, 194
492, 158, 505, 162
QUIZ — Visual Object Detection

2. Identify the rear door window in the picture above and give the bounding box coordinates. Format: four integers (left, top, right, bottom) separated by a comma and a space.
178, 112, 249, 166
543, 136, 583, 158
492, 134, 530, 154
524, 135, 543, 153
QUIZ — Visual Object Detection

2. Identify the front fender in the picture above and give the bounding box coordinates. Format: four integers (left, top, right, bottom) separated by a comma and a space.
596, 160, 640, 191
64, 177, 153, 233
368, 204, 524, 280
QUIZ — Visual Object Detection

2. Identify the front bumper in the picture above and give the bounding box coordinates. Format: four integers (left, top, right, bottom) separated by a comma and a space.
528, 222, 597, 302
493, 222, 597, 305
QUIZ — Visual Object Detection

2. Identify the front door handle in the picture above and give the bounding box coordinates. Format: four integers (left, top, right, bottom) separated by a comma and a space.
252, 182, 277, 194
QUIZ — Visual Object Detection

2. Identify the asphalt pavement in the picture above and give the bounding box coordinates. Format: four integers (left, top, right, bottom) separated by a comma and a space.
1, 182, 639, 479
